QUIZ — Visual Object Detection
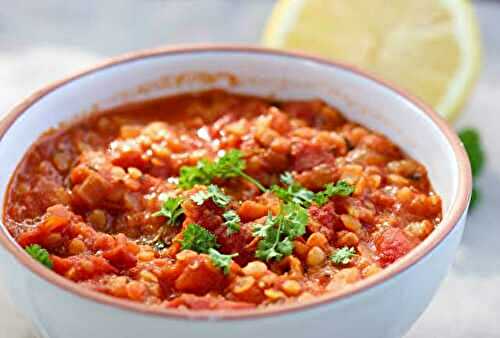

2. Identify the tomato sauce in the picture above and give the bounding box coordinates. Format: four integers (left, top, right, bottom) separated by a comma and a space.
3, 90, 441, 310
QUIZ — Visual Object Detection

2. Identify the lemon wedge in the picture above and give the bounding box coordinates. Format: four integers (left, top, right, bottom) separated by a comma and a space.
262, 0, 481, 120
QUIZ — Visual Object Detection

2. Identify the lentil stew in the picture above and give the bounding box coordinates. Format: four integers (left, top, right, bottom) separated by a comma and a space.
3, 90, 442, 311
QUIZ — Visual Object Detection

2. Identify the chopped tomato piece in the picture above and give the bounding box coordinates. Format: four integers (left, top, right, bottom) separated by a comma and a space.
375, 228, 419, 266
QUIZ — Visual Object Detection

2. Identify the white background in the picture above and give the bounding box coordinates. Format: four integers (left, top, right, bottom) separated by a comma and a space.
0, 1, 498, 337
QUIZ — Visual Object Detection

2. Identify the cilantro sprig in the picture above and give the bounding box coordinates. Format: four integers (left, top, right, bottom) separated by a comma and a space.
179, 150, 266, 192
25, 244, 53, 269
253, 203, 308, 261
191, 185, 231, 207
271, 172, 315, 207
178, 223, 218, 253
458, 128, 485, 209
223, 210, 241, 235
178, 225, 238, 275
153, 197, 184, 226
459, 128, 485, 177
208, 248, 238, 275
149, 197, 185, 248
314, 181, 354, 205
330, 247, 356, 265
271, 171, 354, 207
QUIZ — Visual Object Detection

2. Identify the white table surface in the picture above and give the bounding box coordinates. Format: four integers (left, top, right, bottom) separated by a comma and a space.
0, 1, 499, 337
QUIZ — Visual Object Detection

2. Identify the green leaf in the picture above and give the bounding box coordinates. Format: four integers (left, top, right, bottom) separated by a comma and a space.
275, 237, 293, 257
179, 160, 214, 189
223, 210, 241, 235
271, 172, 315, 208
253, 213, 274, 238
470, 186, 480, 210
207, 185, 231, 207
331, 247, 356, 265
280, 172, 295, 186
255, 243, 281, 261
458, 128, 485, 211
458, 128, 485, 178
178, 150, 266, 192
253, 202, 308, 261
314, 180, 354, 206
212, 149, 246, 179
178, 223, 218, 253
190, 185, 231, 208
281, 202, 308, 239
190, 190, 212, 206
254, 217, 282, 261
153, 197, 184, 226
272, 172, 353, 208
25, 244, 53, 269
208, 248, 238, 275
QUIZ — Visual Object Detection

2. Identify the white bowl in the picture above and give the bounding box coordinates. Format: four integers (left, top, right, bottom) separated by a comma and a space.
0, 46, 471, 338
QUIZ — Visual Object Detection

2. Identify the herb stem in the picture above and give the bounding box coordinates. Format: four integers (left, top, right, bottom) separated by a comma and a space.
273, 220, 283, 250
239, 171, 267, 192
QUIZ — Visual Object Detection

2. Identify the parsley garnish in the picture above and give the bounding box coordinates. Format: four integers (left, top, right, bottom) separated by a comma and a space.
178, 223, 218, 253
458, 128, 485, 177
191, 185, 231, 207
271, 172, 354, 207
470, 188, 480, 209
314, 180, 354, 206
178, 159, 213, 187
150, 197, 185, 247
271, 172, 315, 207
153, 197, 184, 226
223, 210, 241, 235
208, 248, 238, 275
253, 203, 308, 261
458, 128, 485, 209
330, 247, 356, 265
179, 149, 266, 192
25, 244, 53, 269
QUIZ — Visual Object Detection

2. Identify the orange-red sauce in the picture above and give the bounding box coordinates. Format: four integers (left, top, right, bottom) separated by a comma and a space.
3, 90, 441, 310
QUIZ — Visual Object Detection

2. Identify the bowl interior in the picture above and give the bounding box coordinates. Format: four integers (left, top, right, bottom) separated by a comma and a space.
0, 48, 460, 250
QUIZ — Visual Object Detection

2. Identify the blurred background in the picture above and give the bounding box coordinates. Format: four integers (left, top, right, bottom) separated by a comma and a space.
0, 1, 498, 337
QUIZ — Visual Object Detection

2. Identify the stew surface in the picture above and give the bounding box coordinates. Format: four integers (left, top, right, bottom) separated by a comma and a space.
4, 90, 442, 310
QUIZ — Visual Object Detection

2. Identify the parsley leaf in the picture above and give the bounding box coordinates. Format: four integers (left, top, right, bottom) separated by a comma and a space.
280, 171, 294, 185
470, 187, 480, 209
458, 128, 485, 177
331, 247, 356, 265
281, 202, 309, 238
271, 172, 315, 208
191, 185, 231, 207
223, 210, 241, 235
253, 203, 308, 261
153, 197, 184, 226
212, 149, 247, 179
314, 180, 354, 206
458, 128, 485, 210
25, 244, 53, 269
178, 223, 218, 253
179, 159, 214, 188
190, 190, 211, 205
149, 197, 184, 248
271, 172, 354, 207
208, 248, 238, 275
179, 150, 266, 192
254, 218, 284, 261
253, 213, 274, 238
